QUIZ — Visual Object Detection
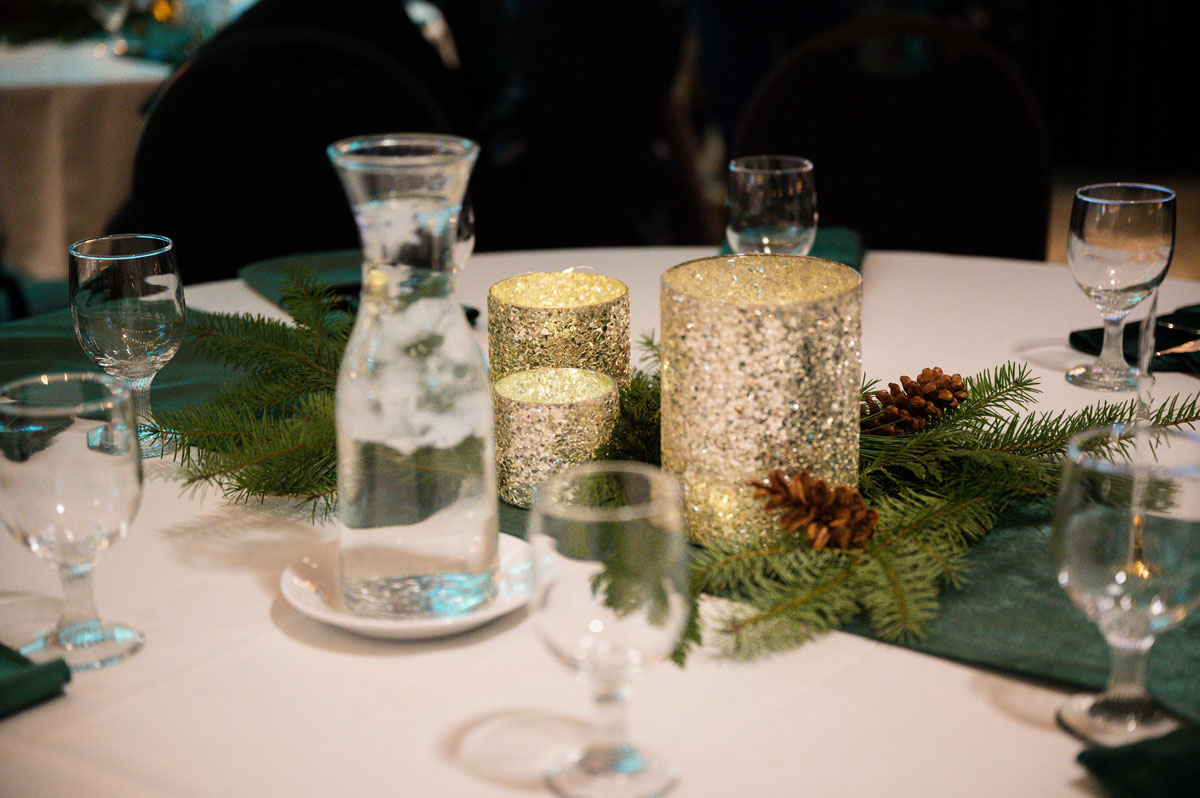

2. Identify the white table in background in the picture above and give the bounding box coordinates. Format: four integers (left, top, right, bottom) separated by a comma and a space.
0, 39, 171, 281
1, 247, 1197, 797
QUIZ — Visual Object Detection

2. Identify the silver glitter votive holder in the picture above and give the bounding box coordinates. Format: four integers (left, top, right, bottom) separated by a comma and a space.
493, 367, 620, 508
487, 272, 631, 383
660, 254, 862, 546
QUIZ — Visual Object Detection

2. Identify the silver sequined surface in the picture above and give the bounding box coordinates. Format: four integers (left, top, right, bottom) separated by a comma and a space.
487, 272, 631, 383
660, 254, 862, 545
492, 368, 619, 508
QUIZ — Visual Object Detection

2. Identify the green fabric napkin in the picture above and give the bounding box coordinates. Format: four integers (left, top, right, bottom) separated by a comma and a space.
716, 226, 865, 271
0, 643, 70, 719
1078, 726, 1200, 798
1068, 304, 1200, 378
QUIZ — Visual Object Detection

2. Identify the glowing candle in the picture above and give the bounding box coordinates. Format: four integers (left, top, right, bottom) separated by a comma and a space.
492, 367, 619, 508
660, 254, 862, 545
487, 271, 630, 384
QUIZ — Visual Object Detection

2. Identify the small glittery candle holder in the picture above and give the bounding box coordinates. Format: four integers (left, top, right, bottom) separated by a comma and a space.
493, 367, 620, 508
487, 272, 631, 383
660, 254, 862, 546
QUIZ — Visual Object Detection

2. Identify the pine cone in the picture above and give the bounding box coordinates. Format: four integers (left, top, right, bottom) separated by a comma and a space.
860, 367, 966, 436
749, 470, 879, 551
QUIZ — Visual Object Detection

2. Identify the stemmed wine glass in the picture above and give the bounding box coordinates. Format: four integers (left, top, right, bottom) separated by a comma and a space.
69, 234, 186, 458
725, 155, 818, 255
1052, 423, 1200, 745
528, 461, 690, 797
1066, 183, 1175, 392
0, 372, 145, 671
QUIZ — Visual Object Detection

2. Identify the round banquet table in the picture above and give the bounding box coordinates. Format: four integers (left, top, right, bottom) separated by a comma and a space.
1, 246, 1197, 797
0, 40, 171, 281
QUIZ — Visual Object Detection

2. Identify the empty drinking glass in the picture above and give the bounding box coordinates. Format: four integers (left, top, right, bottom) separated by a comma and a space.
725, 155, 818, 255
69, 233, 186, 458
1052, 423, 1200, 745
1066, 183, 1175, 391
0, 372, 145, 671
528, 461, 690, 797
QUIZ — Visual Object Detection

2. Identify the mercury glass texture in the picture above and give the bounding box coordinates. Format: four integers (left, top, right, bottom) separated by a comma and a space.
660, 254, 862, 545
493, 368, 619, 508
487, 272, 630, 383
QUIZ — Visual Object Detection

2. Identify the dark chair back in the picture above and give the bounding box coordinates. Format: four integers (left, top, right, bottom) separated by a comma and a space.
733, 13, 1052, 261
107, 27, 453, 283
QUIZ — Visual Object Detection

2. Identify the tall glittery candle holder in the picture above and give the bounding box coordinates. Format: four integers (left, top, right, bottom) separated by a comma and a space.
493, 367, 620, 508
660, 254, 862, 546
487, 272, 630, 384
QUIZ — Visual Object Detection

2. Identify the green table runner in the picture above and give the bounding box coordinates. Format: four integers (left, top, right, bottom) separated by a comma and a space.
0, 309, 234, 414
237, 226, 866, 316
500, 501, 1200, 725
718, 226, 864, 269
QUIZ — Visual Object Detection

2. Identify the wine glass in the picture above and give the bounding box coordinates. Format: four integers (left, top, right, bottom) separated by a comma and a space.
69, 234, 186, 458
725, 155, 818, 255
1051, 423, 1200, 745
0, 372, 145, 671
1066, 183, 1175, 392
528, 461, 690, 797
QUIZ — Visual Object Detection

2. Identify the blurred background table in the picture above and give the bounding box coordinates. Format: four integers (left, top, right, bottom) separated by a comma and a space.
0, 39, 170, 281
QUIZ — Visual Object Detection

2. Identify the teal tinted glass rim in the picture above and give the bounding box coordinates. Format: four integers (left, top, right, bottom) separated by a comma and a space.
1066, 423, 1200, 478
1075, 183, 1176, 205
327, 133, 479, 170
69, 234, 172, 260
0, 372, 130, 420
530, 460, 683, 525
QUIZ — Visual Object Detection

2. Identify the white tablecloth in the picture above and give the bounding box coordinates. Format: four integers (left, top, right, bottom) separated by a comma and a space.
0, 41, 171, 281
2, 247, 1197, 797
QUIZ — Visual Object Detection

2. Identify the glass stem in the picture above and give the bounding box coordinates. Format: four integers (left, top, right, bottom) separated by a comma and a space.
1096, 314, 1130, 369
1104, 644, 1150, 700
57, 564, 101, 632
127, 376, 154, 425
590, 686, 633, 752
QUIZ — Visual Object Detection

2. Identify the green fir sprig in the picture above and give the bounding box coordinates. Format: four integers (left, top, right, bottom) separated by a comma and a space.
677, 363, 1200, 662
156, 272, 1200, 664
148, 270, 349, 515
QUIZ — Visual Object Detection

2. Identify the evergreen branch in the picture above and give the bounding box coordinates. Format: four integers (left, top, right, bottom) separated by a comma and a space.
191, 323, 339, 382
637, 330, 660, 369
163, 278, 1200, 667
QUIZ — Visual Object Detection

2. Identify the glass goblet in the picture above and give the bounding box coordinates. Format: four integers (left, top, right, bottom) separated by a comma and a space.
0, 372, 145, 671
1066, 183, 1175, 392
1052, 423, 1200, 745
69, 234, 186, 458
528, 461, 690, 798
725, 154, 818, 255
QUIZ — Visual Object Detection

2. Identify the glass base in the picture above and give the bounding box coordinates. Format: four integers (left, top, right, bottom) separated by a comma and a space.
1065, 363, 1145, 392
545, 743, 677, 798
21, 620, 144, 672
1058, 692, 1181, 746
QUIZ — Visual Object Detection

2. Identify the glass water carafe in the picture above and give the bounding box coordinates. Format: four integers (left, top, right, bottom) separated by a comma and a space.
327, 133, 497, 618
